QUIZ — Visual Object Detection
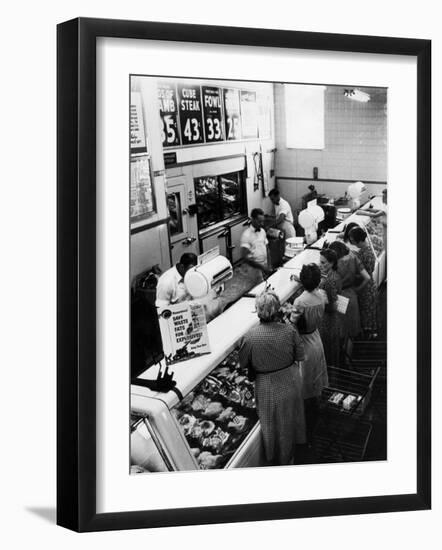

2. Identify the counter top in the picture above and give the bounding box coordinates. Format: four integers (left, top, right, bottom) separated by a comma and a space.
132, 296, 258, 410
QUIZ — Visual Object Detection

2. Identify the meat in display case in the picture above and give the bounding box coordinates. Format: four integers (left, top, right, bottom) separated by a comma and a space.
172, 349, 258, 469
131, 347, 264, 472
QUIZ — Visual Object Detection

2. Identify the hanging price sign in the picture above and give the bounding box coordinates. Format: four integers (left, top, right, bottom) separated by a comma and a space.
202, 86, 224, 142
158, 82, 180, 148
223, 88, 242, 141
240, 90, 258, 138
177, 83, 204, 145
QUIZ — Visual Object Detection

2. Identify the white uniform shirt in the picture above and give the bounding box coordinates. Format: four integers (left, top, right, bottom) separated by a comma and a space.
155, 266, 189, 308
240, 226, 268, 266
275, 197, 294, 224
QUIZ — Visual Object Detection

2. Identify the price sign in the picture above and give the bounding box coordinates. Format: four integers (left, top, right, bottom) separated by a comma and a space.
177, 83, 204, 145
240, 90, 258, 138
130, 92, 147, 154
223, 88, 242, 141
158, 82, 180, 148
202, 86, 224, 142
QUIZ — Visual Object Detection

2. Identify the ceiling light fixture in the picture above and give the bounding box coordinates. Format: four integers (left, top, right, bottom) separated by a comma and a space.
343, 89, 371, 103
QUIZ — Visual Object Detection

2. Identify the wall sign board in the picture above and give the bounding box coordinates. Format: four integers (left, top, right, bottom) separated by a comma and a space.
240, 91, 258, 139
130, 92, 147, 154
158, 81, 181, 148
223, 88, 242, 141
202, 86, 225, 142
177, 83, 204, 145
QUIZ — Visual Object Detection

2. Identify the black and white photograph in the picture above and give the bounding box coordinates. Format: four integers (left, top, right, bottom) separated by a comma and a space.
130, 75, 388, 473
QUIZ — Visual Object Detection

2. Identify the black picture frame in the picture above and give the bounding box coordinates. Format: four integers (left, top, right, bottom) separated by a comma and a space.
57, 17, 431, 532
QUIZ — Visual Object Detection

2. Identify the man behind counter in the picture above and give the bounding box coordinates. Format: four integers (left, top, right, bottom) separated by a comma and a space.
240, 208, 271, 285
155, 252, 198, 308
268, 188, 297, 239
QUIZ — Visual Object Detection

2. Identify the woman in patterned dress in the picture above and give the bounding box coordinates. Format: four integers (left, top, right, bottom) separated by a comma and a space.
290, 264, 327, 441
239, 291, 306, 465
319, 249, 343, 367
348, 226, 378, 337
328, 240, 370, 340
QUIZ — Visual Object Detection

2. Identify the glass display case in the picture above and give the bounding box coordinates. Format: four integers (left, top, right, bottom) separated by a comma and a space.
195, 171, 246, 229
131, 347, 263, 473
171, 349, 258, 469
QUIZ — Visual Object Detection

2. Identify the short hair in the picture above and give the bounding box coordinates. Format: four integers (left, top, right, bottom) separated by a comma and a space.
300, 263, 321, 292
348, 226, 367, 244
255, 291, 281, 322
343, 222, 360, 243
250, 208, 264, 219
320, 249, 338, 270
179, 253, 198, 268
328, 241, 350, 260
268, 189, 280, 199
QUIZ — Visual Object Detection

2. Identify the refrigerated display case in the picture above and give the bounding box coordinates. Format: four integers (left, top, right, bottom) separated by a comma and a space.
131, 346, 263, 471
131, 297, 267, 472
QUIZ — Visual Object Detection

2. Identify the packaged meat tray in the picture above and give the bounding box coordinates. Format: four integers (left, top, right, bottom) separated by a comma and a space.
172, 347, 258, 469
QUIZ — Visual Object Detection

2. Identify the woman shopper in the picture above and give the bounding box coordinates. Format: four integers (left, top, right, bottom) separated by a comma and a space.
328, 240, 370, 340
318, 249, 343, 367
239, 291, 306, 465
348, 226, 378, 338
290, 264, 327, 442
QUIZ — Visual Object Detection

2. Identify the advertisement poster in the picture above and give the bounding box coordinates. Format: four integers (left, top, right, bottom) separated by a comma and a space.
258, 93, 272, 139
177, 83, 204, 145
158, 81, 181, 148
240, 90, 258, 138
130, 92, 148, 154
223, 88, 242, 140
202, 86, 225, 142
159, 302, 210, 365
130, 155, 154, 221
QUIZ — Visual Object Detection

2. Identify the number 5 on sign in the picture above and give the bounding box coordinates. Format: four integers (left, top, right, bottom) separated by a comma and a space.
163, 115, 177, 145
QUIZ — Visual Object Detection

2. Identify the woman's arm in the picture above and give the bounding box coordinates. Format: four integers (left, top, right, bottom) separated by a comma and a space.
354, 267, 370, 293
322, 277, 338, 312
292, 326, 305, 362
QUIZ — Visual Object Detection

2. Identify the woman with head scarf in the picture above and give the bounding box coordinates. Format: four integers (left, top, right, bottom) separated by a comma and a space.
290, 263, 328, 441
238, 291, 306, 465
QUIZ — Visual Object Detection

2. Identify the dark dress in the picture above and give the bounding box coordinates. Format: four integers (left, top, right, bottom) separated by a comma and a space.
336, 252, 362, 339
357, 242, 378, 333
319, 270, 343, 367
239, 321, 306, 465
292, 290, 328, 399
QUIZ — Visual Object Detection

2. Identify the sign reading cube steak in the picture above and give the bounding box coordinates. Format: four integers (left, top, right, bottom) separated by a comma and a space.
202, 86, 225, 142
223, 88, 242, 141
178, 83, 204, 145
158, 82, 181, 147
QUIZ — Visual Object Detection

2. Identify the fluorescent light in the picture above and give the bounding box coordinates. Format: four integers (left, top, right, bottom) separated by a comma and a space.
343, 89, 370, 103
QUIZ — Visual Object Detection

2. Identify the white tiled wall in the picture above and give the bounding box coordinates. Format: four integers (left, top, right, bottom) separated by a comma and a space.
274, 84, 388, 182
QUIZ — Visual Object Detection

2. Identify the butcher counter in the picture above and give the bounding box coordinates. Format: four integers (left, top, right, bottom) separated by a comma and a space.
130, 195, 386, 473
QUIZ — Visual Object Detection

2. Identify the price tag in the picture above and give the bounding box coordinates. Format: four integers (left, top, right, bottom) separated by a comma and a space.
178, 83, 204, 145
202, 86, 224, 142
223, 88, 242, 141
158, 82, 181, 148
